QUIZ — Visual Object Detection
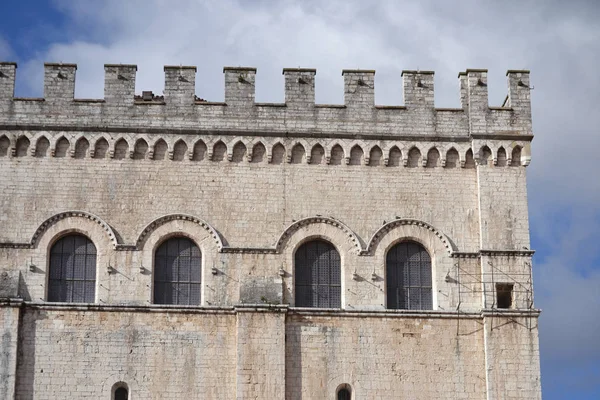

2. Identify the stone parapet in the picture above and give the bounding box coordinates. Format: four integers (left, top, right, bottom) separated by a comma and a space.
0, 62, 533, 137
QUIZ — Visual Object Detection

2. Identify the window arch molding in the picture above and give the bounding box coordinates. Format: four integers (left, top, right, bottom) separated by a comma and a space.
32, 211, 119, 249
278, 218, 360, 307
368, 220, 457, 312
138, 216, 221, 306
276, 216, 362, 255
43, 228, 104, 303
30, 213, 116, 303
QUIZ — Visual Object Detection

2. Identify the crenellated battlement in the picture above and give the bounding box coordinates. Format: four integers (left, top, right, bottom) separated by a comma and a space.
0, 62, 533, 140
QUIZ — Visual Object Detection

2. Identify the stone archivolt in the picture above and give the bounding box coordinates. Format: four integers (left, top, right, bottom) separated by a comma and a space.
2, 212, 504, 260
135, 214, 224, 251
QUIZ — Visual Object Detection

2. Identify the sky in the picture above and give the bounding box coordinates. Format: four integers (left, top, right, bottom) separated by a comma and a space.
1, 0, 599, 398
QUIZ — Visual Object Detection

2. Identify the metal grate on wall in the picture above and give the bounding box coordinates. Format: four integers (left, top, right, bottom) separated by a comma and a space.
386, 241, 433, 310
154, 237, 202, 305
295, 240, 341, 308
48, 234, 97, 303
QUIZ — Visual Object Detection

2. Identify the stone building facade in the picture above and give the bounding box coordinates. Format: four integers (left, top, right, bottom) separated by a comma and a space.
0, 61, 541, 399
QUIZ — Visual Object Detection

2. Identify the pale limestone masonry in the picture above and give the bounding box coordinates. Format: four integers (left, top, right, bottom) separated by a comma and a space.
0, 62, 541, 399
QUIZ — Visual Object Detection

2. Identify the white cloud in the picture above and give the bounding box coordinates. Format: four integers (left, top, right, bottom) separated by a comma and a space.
534, 209, 600, 364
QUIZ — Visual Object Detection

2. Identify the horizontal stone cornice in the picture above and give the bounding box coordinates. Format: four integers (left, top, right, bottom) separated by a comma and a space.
0, 123, 536, 143
0, 301, 541, 319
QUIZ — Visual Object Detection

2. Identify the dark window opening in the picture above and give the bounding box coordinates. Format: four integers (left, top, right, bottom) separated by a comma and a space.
295, 240, 341, 308
48, 234, 97, 303
386, 241, 433, 310
338, 388, 351, 400
154, 237, 202, 305
496, 283, 514, 309
114, 387, 128, 400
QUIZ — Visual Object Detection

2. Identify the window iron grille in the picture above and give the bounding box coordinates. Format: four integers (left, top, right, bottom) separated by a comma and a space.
154, 237, 202, 305
386, 241, 433, 310
295, 240, 341, 308
48, 235, 97, 303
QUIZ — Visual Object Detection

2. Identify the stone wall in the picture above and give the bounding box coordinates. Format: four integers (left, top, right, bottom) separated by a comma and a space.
0, 302, 21, 400
285, 311, 487, 399
7, 304, 540, 400
15, 306, 237, 399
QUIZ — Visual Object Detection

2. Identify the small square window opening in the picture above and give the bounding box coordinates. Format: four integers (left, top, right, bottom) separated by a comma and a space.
496, 283, 514, 309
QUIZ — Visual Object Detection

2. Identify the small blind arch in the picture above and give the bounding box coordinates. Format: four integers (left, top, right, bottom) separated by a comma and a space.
48, 234, 97, 303
295, 239, 341, 308
386, 241, 433, 310
153, 236, 202, 305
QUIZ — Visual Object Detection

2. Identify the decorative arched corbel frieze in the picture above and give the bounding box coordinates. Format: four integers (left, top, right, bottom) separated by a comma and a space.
365, 218, 455, 256
275, 216, 363, 254
135, 213, 224, 251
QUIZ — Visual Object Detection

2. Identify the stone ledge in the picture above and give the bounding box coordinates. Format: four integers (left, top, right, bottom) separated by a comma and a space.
234, 304, 289, 313
471, 133, 534, 141
164, 65, 197, 71
74, 99, 106, 103
282, 68, 316, 74
13, 98, 44, 102
0, 298, 23, 307
1, 301, 541, 318
289, 308, 482, 319
223, 66, 257, 72
375, 105, 406, 110
195, 101, 227, 106
0, 123, 483, 142
19, 301, 236, 314
481, 308, 541, 317
480, 249, 535, 257
255, 102, 286, 108
104, 63, 137, 70
221, 247, 277, 254
44, 62, 77, 68
401, 70, 434, 76
342, 69, 376, 75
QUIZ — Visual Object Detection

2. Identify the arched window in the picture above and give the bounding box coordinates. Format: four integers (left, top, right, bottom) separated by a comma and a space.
295, 240, 341, 308
338, 388, 351, 400
386, 241, 432, 310
114, 387, 128, 400
153, 237, 201, 305
112, 382, 129, 400
48, 235, 97, 303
